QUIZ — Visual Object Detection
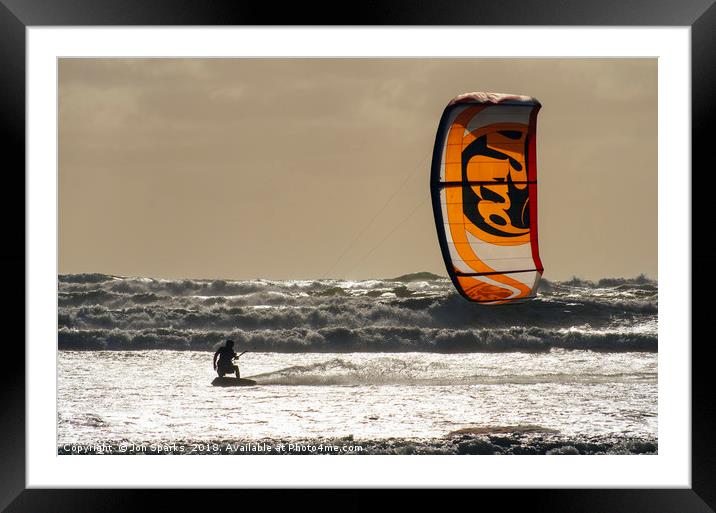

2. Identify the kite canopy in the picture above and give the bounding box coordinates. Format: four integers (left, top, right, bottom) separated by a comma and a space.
430, 92, 544, 304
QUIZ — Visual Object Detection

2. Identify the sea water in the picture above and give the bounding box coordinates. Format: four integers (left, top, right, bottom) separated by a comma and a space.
57, 273, 657, 453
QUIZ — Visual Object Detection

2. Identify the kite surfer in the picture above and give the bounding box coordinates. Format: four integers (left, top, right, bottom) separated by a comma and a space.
213, 339, 241, 378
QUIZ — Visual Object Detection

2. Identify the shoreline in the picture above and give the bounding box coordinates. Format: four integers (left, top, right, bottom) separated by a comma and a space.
57, 433, 658, 455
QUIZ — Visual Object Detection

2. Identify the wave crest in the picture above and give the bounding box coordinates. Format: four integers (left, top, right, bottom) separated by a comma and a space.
58, 273, 657, 353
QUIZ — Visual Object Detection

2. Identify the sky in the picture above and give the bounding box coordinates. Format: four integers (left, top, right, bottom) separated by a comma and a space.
58, 58, 657, 281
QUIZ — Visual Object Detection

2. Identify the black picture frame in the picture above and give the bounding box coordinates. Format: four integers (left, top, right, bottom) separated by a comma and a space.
5, 0, 714, 511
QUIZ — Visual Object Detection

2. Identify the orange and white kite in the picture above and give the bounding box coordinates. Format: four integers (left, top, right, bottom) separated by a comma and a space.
430, 92, 544, 304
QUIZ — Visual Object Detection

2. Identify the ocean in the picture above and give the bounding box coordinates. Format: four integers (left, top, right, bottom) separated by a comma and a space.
57, 272, 657, 455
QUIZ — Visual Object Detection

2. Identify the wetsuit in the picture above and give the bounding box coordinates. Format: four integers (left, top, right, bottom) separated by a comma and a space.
214, 346, 238, 377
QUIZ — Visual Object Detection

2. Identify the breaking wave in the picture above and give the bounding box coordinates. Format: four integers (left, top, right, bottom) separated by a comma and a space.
58, 273, 657, 353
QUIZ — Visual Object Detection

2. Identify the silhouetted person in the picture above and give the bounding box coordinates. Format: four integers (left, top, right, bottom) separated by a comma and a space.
214, 340, 240, 378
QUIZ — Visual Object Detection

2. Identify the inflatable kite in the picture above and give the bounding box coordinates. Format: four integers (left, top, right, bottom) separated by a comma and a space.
430, 92, 544, 304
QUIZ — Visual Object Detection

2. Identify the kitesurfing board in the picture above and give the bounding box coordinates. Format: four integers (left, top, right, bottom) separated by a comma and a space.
211, 377, 257, 387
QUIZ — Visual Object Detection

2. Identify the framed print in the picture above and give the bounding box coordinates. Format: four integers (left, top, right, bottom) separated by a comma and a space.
5, 0, 714, 511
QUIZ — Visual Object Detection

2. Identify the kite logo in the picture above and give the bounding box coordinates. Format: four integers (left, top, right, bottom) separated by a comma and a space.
460, 128, 531, 241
